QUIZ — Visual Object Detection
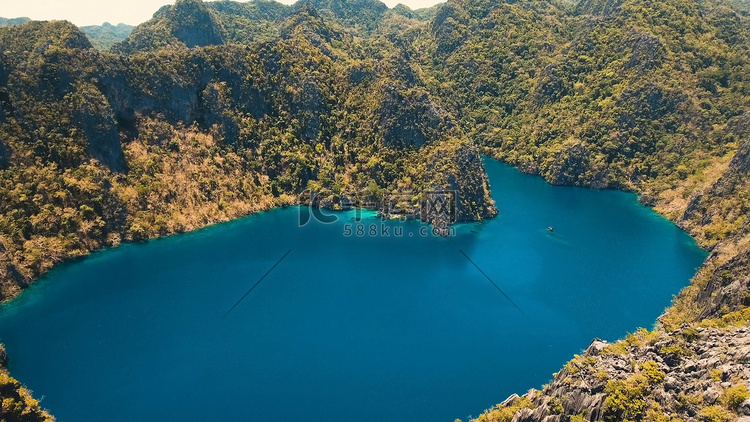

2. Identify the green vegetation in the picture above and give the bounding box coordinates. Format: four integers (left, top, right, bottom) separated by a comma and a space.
80, 23, 134, 50
474, 396, 534, 422
603, 374, 651, 421
639, 361, 665, 384
697, 405, 733, 422
570, 413, 587, 422
699, 305, 750, 328
0, 345, 53, 421
719, 384, 750, 410
548, 397, 564, 414
602, 341, 631, 356
0, 18, 30, 27
0, 2, 497, 301
627, 328, 661, 347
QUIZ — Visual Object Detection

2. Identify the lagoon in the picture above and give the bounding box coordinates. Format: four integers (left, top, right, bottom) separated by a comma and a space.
0, 159, 706, 421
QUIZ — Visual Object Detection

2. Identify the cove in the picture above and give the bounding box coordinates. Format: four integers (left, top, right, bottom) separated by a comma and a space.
0, 159, 706, 422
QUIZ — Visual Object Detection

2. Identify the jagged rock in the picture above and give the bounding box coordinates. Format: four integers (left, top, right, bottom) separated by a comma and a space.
487, 327, 750, 421
170, 0, 225, 48
73, 85, 127, 172
740, 398, 750, 416
514, 408, 536, 422
737, 346, 750, 363
703, 386, 721, 404
116, 0, 225, 53
378, 83, 446, 148
728, 126, 750, 175
695, 248, 750, 319
664, 376, 679, 391
501, 394, 521, 407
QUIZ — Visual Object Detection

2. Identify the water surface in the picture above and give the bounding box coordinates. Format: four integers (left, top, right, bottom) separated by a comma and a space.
0, 159, 706, 421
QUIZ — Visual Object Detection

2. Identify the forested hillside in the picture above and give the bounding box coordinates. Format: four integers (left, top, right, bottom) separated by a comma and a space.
0, 18, 30, 27
2, 0, 750, 420
80, 23, 134, 50
416, 0, 750, 420
0, 1, 496, 302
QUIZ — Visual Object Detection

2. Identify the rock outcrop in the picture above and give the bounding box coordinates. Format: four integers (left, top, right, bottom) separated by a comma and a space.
115, 0, 226, 53
478, 326, 750, 422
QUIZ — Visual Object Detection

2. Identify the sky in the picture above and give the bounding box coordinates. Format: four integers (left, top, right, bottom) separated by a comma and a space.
0, 0, 443, 27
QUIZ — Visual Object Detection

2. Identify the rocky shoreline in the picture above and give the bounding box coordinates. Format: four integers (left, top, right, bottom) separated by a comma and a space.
477, 325, 750, 422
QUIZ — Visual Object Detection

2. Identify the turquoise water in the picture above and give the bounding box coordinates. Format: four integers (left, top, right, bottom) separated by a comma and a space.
0, 160, 706, 421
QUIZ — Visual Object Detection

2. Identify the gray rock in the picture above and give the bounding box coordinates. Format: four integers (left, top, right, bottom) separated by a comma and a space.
703, 386, 721, 404
741, 398, 750, 416
501, 394, 520, 407
664, 376, 680, 391
585, 339, 608, 356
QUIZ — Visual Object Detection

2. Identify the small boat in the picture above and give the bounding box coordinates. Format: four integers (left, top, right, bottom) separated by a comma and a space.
547, 227, 554, 233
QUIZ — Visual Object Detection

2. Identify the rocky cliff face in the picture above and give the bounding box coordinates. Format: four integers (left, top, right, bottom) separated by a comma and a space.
479, 326, 750, 422
695, 249, 750, 320
115, 0, 226, 53
170, 0, 226, 48
379, 83, 448, 148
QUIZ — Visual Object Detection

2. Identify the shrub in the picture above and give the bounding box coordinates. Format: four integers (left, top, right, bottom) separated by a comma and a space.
719, 384, 750, 411
548, 397, 564, 415
640, 361, 665, 384
626, 328, 660, 347
603, 374, 649, 421
697, 405, 732, 422
474, 397, 534, 422
681, 327, 700, 342
644, 408, 670, 422
602, 342, 629, 356
570, 412, 587, 422
595, 370, 609, 381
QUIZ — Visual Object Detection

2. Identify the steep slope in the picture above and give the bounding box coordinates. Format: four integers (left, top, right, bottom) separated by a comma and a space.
293, 0, 389, 30
420, 0, 750, 420
208, 0, 293, 43
476, 327, 750, 422
115, 0, 226, 53
426, 0, 750, 190
0, 9, 495, 302
115, 0, 412, 52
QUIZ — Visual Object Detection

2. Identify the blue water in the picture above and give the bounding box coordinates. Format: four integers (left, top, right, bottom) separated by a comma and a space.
0, 159, 706, 422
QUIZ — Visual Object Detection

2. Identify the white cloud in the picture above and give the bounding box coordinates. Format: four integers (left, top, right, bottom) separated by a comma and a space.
0, 0, 443, 27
